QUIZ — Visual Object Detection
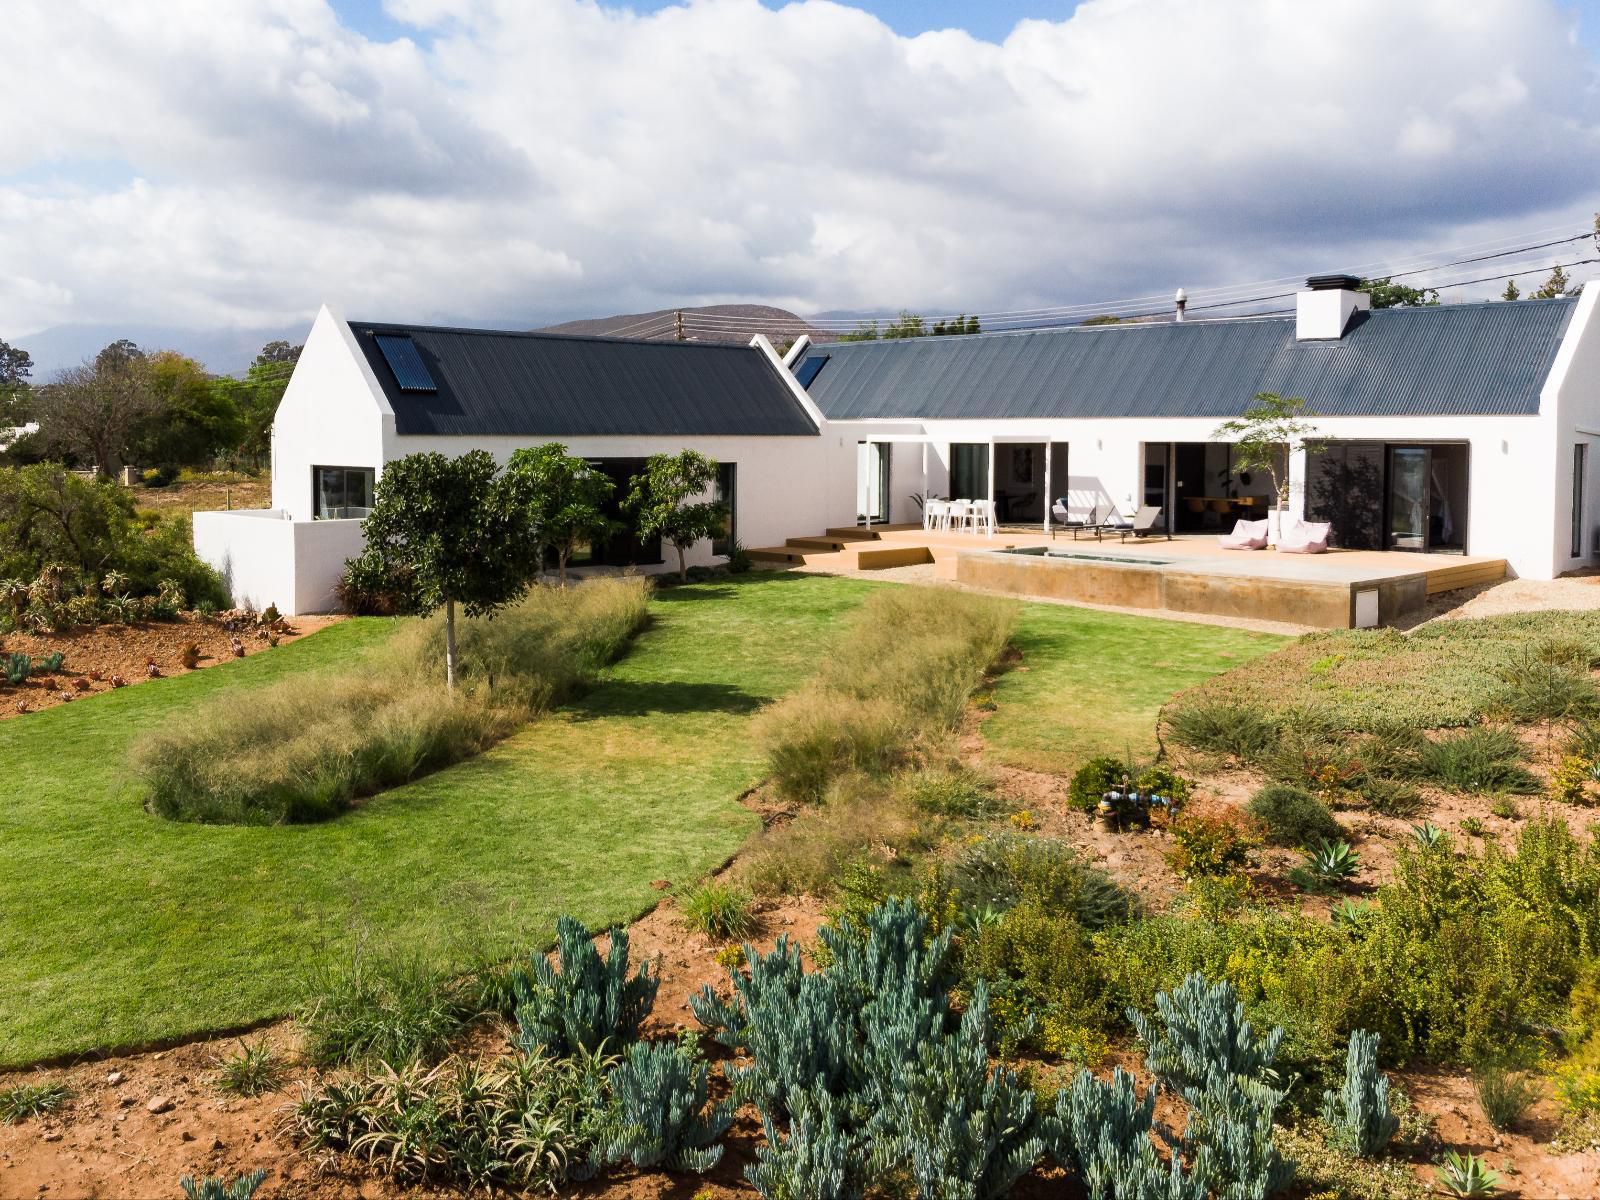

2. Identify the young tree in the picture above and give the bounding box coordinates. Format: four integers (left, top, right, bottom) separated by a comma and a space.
348, 450, 528, 690
502, 443, 617, 585
1501, 279, 1522, 302
625, 450, 724, 583
1212, 393, 1319, 539
0, 339, 32, 426
882, 310, 928, 339
1532, 264, 1575, 299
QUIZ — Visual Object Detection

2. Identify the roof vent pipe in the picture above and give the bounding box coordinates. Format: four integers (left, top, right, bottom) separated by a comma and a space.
1174, 288, 1187, 322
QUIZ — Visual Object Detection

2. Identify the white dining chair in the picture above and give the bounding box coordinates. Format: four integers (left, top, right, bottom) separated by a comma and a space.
972, 499, 996, 535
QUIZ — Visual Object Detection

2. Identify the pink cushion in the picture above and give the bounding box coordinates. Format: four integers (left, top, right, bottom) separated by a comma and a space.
1218, 518, 1269, 550
1277, 520, 1331, 554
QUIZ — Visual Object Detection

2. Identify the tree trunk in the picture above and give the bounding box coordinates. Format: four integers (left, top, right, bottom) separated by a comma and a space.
557, 547, 569, 587
675, 542, 687, 583
445, 597, 458, 693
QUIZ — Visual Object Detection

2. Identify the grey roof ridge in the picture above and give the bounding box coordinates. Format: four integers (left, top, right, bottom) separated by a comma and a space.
349, 318, 772, 353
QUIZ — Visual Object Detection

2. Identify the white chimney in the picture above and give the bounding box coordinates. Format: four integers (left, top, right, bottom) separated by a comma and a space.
1296, 273, 1370, 339
1174, 287, 1187, 322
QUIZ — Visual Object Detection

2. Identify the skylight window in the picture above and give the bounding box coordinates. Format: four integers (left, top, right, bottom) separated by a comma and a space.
794, 354, 829, 389
374, 334, 437, 392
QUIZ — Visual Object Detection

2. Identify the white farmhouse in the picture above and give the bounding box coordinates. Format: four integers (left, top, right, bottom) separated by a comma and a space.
194, 276, 1600, 618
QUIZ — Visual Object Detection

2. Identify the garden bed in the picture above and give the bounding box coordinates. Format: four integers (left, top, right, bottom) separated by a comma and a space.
0, 614, 338, 720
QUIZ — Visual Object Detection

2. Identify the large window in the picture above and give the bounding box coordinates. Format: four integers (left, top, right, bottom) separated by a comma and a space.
712, 462, 737, 556
1574, 443, 1589, 558
313, 466, 375, 519
949, 443, 989, 501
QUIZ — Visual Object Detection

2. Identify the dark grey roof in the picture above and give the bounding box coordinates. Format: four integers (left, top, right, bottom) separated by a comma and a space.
350, 321, 818, 437
802, 298, 1578, 421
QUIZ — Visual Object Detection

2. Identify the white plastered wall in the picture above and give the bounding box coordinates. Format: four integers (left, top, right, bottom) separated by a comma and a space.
1541, 282, 1600, 576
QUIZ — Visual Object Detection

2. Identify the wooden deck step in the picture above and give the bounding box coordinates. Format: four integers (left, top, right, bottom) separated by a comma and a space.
785, 535, 859, 552
822, 527, 888, 541
1423, 559, 1507, 595
746, 546, 811, 564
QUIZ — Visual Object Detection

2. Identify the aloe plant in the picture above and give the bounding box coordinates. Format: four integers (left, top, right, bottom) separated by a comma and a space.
1306, 839, 1360, 882
1435, 1150, 1501, 1197
1409, 821, 1446, 850
1330, 898, 1375, 934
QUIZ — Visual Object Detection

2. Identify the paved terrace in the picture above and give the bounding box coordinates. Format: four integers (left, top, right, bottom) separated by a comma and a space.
750, 524, 1507, 628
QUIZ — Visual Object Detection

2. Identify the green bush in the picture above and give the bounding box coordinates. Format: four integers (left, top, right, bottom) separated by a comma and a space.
598, 1039, 733, 1173
959, 902, 1108, 1056
0, 1080, 72, 1123
136, 578, 649, 823
757, 588, 1015, 802
1473, 1060, 1539, 1131
287, 1049, 613, 1190
1166, 811, 1258, 878
1165, 699, 1280, 759
213, 1041, 287, 1097
946, 832, 1138, 931
1067, 755, 1128, 811
1415, 727, 1540, 794
1247, 784, 1342, 848
299, 945, 471, 1068
680, 881, 755, 941
736, 779, 928, 899
901, 765, 1004, 818
1359, 776, 1425, 818
1492, 638, 1600, 723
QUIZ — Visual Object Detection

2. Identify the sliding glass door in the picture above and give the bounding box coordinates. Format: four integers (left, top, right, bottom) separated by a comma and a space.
1385, 444, 1467, 552
949, 443, 989, 501
857, 442, 890, 523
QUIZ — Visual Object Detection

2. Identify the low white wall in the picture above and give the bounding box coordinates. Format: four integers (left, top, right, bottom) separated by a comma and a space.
193, 509, 365, 616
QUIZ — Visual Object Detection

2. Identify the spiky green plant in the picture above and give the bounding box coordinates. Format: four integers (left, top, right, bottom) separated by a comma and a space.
1182, 1069, 1294, 1200
1330, 898, 1376, 934
680, 880, 755, 941
1306, 839, 1361, 883
1128, 973, 1283, 1094
1041, 1065, 1158, 1198
2, 652, 31, 686
213, 1041, 286, 1097
1321, 1029, 1399, 1157
513, 915, 658, 1057
179, 1171, 267, 1200
598, 1039, 734, 1173
746, 1082, 865, 1200
1409, 820, 1446, 850
1436, 1150, 1501, 1197
0, 1080, 71, 1123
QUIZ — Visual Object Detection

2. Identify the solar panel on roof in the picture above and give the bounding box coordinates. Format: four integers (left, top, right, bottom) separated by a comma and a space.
793, 354, 829, 389
374, 334, 438, 392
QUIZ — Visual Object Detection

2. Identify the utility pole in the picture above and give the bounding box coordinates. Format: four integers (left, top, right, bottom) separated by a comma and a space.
675, 309, 685, 342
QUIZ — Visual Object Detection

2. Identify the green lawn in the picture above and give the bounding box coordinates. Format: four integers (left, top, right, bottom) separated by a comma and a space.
0, 573, 1280, 1066
0, 572, 875, 1067
980, 605, 1288, 774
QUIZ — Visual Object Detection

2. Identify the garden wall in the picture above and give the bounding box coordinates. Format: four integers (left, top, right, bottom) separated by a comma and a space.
193, 510, 366, 615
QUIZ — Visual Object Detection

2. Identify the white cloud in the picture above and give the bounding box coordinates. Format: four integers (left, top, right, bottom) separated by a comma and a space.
2, 0, 1597, 348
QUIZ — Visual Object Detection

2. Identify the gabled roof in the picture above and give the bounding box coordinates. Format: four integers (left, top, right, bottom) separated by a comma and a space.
349, 321, 819, 438
800, 297, 1579, 421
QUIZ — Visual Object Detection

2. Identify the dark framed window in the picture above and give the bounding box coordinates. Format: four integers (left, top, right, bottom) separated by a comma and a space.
313, 466, 375, 519
712, 462, 737, 556
1574, 443, 1589, 558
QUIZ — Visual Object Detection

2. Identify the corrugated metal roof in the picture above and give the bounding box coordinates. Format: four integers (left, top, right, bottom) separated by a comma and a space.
803, 298, 1578, 421
350, 321, 819, 438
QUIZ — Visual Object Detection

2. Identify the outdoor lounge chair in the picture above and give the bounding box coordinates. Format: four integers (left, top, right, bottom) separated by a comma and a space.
1051, 501, 1101, 540
1275, 519, 1331, 554
1218, 518, 1269, 550
1119, 505, 1170, 541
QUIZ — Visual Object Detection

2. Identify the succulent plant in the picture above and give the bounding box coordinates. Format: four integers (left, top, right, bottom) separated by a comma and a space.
1435, 1150, 1501, 1197
1306, 839, 1361, 882
1409, 820, 1446, 850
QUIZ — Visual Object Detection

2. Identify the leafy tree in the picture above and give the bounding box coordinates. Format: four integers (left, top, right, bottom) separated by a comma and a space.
218, 341, 301, 468
347, 451, 529, 690
138, 351, 243, 466
34, 341, 159, 477
1360, 277, 1439, 308
1501, 279, 1522, 302
882, 310, 928, 339
838, 320, 880, 342
0, 339, 32, 426
1081, 314, 1123, 326
501, 443, 617, 584
1211, 393, 1319, 529
1532, 263, 1576, 299
932, 315, 981, 335
625, 450, 724, 583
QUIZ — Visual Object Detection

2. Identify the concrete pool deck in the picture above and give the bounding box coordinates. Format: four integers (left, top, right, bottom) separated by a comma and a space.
750, 524, 1507, 628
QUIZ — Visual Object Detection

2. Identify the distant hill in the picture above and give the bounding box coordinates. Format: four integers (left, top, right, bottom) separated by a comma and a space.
539, 303, 826, 346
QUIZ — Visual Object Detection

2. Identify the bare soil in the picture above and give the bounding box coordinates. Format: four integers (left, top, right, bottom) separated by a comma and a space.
0, 615, 340, 721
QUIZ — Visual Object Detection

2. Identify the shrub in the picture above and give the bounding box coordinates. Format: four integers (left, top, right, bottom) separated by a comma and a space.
1551, 753, 1593, 805
1415, 728, 1540, 795
736, 779, 927, 899
1322, 1029, 1399, 1157
287, 1049, 612, 1190
901, 765, 1003, 818
680, 881, 755, 942
299, 945, 470, 1068
1248, 784, 1342, 848
746, 1082, 865, 1200
1472, 1061, 1539, 1131
179, 1171, 267, 1200
1165, 699, 1280, 759
137, 578, 649, 823
1359, 776, 1425, 818
1129, 972, 1283, 1094
1067, 755, 1127, 811
213, 1041, 287, 1097
513, 915, 658, 1058
958, 902, 1106, 1056
757, 589, 1015, 802
946, 833, 1138, 930
598, 1039, 734, 1173
1165, 810, 1258, 878
0, 1080, 72, 1123
1492, 640, 1600, 723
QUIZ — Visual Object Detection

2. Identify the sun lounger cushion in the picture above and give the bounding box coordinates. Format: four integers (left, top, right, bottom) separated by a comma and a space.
1276, 519, 1332, 554
1218, 518, 1269, 550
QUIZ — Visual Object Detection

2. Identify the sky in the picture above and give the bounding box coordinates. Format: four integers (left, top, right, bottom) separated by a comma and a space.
4, 0, 1600, 371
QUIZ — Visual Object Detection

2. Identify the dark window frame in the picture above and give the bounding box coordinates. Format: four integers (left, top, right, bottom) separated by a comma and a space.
1574, 442, 1589, 558
712, 462, 737, 557
312, 465, 375, 520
